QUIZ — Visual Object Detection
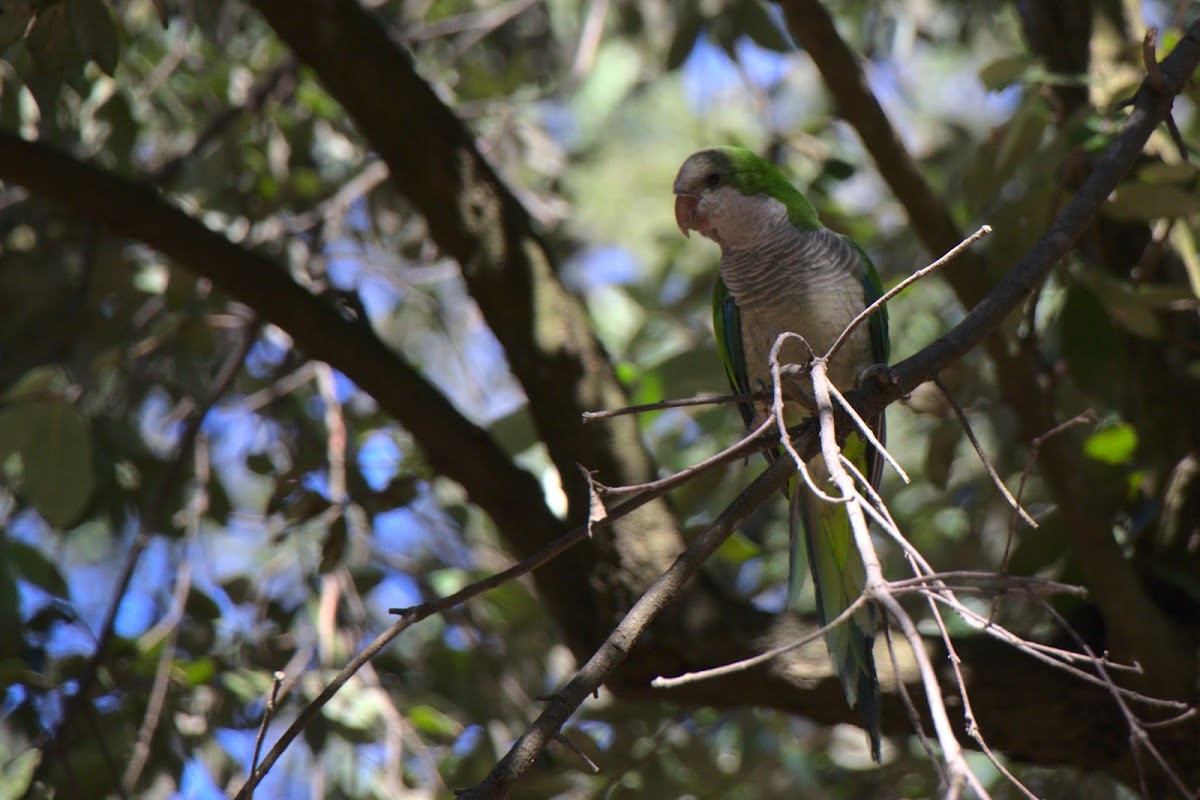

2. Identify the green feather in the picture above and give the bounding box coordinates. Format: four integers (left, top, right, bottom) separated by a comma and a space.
712, 277, 753, 429
705, 146, 823, 231
694, 147, 888, 762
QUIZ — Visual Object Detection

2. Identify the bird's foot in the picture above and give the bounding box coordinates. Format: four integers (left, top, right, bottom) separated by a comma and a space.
857, 363, 898, 389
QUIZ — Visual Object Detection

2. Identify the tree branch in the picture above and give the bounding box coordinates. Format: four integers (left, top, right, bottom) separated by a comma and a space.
777, 0, 1200, 700
0, 131, 594, 641
247, 0, 682, 588
3, 9, 1199, 793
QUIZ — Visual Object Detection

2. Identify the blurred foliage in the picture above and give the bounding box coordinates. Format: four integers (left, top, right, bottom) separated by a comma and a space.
0, 0, 1198, 798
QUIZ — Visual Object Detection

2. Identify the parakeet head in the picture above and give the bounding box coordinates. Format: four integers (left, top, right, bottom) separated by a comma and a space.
673, 146, 820, 248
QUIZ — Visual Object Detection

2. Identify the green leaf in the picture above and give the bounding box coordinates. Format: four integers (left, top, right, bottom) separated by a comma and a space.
1083, 422, 1137, 465
1082, 273, 1164, 340
67, 0, 119, 75
488, 405, 539, 456
1136, 162, 1200, 184
571, 41, 642, 145
0, 405, 36, 462
1104, 181, 1200, 221
323, 681, 381, 733
714, 530, 760, 564
978, 55, 1033, 91
23, 1, 80, 114
428, 567, 468, 597
1060, 284, 1123, 395
2, 365, 66, 402
174, 656, 217, 687
6, 540, 69, 597
185, 589, 223, 622
1169, 224, 1200, 300
994, 94, 1048, 183
22, 399, 95, 528
733, 0, 790, 53
0, 0, 35, 49
408, 703, 462, 739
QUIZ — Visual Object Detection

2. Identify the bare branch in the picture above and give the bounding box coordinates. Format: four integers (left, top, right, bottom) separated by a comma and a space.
581, 391, 763, 421
122, 440, 208, 792
454, 452, 800, 799
932, 375, 1038, 529
826, 224, 992, 362
249, 671, 287, 800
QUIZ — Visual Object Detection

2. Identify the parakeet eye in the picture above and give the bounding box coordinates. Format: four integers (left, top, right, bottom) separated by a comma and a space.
705, 172, 720, 187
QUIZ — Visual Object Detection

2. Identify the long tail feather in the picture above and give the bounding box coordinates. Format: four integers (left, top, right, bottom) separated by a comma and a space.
793, 461, 882, 762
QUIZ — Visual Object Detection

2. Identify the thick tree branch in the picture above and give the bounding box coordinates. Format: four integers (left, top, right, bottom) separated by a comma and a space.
459, 14, 1200, 789
247, 0, 683, 603
3, 9, 1199, 793
0, 131, 595, 640
778, 0, 1200, 700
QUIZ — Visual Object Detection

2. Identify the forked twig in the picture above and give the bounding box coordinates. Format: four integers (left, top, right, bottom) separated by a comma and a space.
932, 375, 1037, 528
826, 225, 992, 362
249, 672, 287, 799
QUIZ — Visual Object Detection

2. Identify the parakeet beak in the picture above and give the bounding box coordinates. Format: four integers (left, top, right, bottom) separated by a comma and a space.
674, 193, 699, 238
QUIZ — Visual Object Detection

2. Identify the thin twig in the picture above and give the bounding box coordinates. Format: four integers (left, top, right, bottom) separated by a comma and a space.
249, 671, 287, 800
828, 381, 908, 482
826, 225, 992, 362
927, 591, 1184, 709
1144, 28, 1165, 92
923, 572, 1041, 800
651, 594, 869, 688
586, 414, 773, 497
234, 427, 772, 797
884, 622, 945, 773
582, 391, 764, 422
452, 453, 800, 800
551, 731, 600, 773
30, 323, 258, 789
769, 332, 842, 504
651, 569, 1087, 689
932, 375, 1037, 529
1033, 597, 1196, 800
810, 359, 991, 797
122, 439, 208, 792
995, 410, 1098, 615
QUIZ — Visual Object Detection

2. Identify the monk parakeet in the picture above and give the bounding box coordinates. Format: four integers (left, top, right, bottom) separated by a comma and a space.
674, 146, 887, 761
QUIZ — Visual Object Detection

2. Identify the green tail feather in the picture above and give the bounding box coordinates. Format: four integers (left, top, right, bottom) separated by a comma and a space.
792, 471, 882, 762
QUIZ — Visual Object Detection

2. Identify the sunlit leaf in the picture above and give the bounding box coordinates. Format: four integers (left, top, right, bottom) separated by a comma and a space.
174, 656, 217, 686
714, 530, 760, 564
1136, 161, 1200, 184
1083, 423, 1137, 465
408, 703, 463, 739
